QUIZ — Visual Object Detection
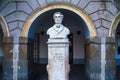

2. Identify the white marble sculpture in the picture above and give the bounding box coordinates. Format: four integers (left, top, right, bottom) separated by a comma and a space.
47, 12, 70, 80
47, 12, 70, 39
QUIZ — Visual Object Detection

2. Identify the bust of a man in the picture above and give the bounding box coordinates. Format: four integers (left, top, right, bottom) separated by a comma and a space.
47, 12, 70, 39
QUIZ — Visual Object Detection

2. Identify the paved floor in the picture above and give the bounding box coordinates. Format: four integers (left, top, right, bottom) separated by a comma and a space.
29, 64, 86, 80
0, 64, 119, 80
29, 64, 120, 80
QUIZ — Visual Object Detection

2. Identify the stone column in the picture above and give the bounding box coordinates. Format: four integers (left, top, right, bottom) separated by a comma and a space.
18, 37, 28, 80
85, 37, 116, 80
47, 39, 70, 80
3, 37, 13, 80
3, 37, 29, 80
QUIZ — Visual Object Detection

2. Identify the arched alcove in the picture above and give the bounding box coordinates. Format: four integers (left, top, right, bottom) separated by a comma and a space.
22, 3, 97, 80
27, 9, 91, 80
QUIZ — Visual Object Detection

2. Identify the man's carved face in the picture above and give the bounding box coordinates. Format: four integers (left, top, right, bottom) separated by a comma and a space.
53, 12, 63, 24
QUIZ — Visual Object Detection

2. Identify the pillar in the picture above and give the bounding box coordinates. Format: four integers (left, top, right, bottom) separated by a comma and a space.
86, 37, 116, 80
3, 37, 29, 80
18, 37, 28, 80
47, 38, 70, 80
3, 37, 13, 80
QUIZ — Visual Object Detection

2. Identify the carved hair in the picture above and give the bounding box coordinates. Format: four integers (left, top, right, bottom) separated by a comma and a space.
53, 12, 64, 19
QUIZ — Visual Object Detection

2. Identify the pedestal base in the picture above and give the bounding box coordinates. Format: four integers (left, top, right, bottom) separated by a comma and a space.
47, 38, 70, 80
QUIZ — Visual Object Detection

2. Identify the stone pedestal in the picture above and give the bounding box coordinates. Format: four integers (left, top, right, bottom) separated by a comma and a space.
47, 39, 70, 80
85, 37, 116, 80
3, 37, 28, 80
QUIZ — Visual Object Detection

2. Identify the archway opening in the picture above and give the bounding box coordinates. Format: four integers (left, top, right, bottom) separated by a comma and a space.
115, 22, 120, 80
0, 24, 3, 79
28, 9, 90, 80
109, 12, 120, 80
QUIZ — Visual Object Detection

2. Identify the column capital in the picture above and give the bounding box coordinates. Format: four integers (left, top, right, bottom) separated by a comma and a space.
85, 37, 115, 44
19, 37, 28, 44
3, 37, 28, 44
3, 37, 13, 44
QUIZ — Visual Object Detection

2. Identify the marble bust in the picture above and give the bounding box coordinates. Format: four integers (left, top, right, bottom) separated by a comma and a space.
47, 12, 70, 39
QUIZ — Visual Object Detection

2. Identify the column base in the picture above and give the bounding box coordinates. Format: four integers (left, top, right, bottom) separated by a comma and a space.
86, 60, 116, 80
86, 60, 101, 80
18, 60, 28, 80
2, 60, 28, 80
3, 60, 13, 80
105, 60, 116, 80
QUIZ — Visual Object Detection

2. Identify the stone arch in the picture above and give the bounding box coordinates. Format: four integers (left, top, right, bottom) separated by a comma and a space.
109, 12, 120, 37
21, 3, 97, 38
0, 14, 9, 37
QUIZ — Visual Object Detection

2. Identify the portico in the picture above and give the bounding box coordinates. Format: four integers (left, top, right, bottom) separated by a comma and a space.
0, 1, 119, 80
